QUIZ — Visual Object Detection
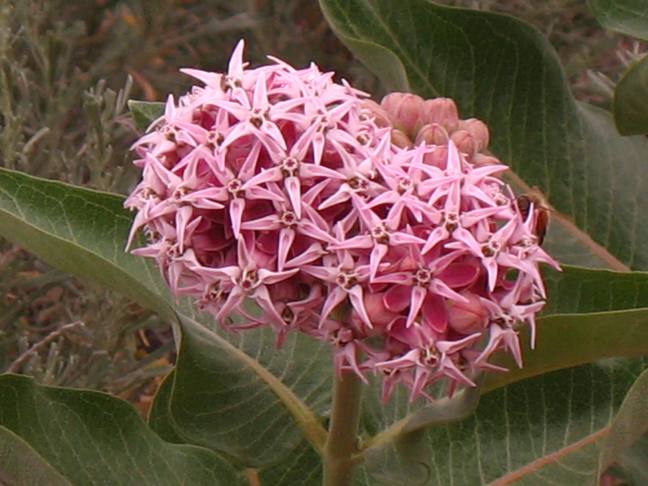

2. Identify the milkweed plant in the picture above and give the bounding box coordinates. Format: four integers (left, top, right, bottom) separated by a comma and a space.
1, 1, 648, 485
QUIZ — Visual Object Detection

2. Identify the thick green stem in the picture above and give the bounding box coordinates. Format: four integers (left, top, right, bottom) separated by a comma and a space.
323, 371, 363, 486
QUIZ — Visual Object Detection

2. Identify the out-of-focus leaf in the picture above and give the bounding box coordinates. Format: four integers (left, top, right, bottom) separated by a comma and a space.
589, 0, 648, 40
598, 368, 648, 484
589, 0, 648, 135
128, 100, 165, 131
320, 0, 648, 271
0, 374, 242, 485
613, 57, 648, 135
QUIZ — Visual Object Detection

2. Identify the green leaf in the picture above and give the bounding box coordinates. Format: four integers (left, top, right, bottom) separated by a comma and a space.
598, 368, 648, 484
319, 0, 648, 271
589, 0, 648, 135
0, 167, 329, 467
366, 359, 647, 485
589, 0, 648, 40
128, 100, 165, 131
0, 374, 242, 485
0, 426, 71, 486
614, 56, 648, 135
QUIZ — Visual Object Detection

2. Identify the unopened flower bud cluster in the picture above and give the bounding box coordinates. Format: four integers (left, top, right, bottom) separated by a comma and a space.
126, 41, 559, 401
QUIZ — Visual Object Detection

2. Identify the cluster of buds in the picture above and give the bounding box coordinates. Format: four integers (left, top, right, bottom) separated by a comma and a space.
126, 41, 558, 402
362, 94, 498, 167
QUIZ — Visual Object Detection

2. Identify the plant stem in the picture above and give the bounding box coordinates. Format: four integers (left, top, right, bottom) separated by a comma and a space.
323, 371, 363, 486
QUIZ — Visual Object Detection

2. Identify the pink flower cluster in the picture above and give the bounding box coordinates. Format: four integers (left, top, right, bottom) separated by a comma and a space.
126, 41, 558, 401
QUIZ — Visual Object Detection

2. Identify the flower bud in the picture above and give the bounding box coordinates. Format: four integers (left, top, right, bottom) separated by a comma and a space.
423, 145, 448, 169
415, 123, 448, 145
473, 153, 500, 167
447, 292, 488, 334
391, 129, 412, 148
360, 99, 391, 128
450, 129, 477, 159
381, 92, 424, 136
459, 118, 489, 152
421, 98, 459, 132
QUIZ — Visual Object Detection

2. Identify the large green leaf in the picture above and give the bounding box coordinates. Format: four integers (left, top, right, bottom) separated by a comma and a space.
416, 359, 647, 485
0, 374, 242, 485
319, 0, 648, 272
363, 358, 647, 485
589, 0, 648, 40
0, 167, 329, 467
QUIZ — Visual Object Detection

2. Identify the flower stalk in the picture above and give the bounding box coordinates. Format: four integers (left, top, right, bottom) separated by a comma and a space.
323, 370, 364, 486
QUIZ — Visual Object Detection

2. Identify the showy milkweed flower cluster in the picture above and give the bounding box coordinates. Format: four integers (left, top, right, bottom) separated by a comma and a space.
125, 41, 559, 401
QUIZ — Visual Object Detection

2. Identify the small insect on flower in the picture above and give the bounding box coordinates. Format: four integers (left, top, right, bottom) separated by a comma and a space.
516, 190, 551, 245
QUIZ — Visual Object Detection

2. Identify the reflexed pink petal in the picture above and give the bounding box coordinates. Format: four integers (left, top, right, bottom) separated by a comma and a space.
406, 286, 426, 327
437, 262, 479, 288
284, 176, 302, 218
420, 293, 448, 333
277, 228, 296, 271
228, 198, 245, 238
383, 285, 411, 313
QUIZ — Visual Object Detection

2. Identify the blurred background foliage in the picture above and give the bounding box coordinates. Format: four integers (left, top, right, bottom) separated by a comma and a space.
0, 0, 633, 414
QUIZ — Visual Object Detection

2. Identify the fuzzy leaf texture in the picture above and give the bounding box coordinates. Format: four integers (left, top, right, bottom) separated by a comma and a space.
598, 367, 648, 485
0, 374, 242, 486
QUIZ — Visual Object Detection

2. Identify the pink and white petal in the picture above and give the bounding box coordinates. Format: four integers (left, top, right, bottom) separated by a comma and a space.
284, 176, 302, 218
383, 285, 412, 313
320, 287, 348, 324
277, 227, 296, 271
406, 286, 427, 327
348, 285, 373, 329
228, 198, 246, 238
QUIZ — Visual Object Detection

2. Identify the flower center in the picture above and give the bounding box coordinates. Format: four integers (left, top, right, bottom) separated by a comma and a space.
227, 178, 243, 197
206, 130, 224, 148
220, 75, 242, 91
443, 212, 459, 231
280, 157, 299, 177
281, 307, 294, 323
240, 269, 259, 291
335, 271, 358, 289
347, 176, 368, 191
397, 178, 412, 194
415, 267, 432, 286
370, 224, 389, 244
280, 210, 298, 227
172, 186, 191, 201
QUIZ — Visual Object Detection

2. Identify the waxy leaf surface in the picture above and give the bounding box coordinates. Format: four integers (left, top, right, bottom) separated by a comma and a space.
0, 374, 242, 485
